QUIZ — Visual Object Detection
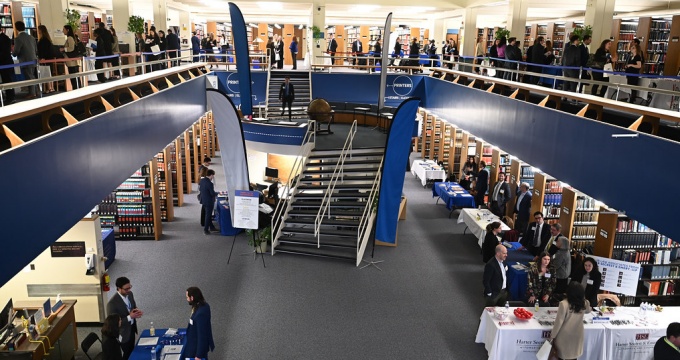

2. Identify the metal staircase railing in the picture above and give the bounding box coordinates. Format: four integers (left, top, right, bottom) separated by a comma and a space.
270, 120, 316, 254
264, 54, 271, 119
313, 120, 357, 248
356, 155, 383, 266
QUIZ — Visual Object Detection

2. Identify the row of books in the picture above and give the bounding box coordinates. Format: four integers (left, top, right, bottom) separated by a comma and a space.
648, 32, 670, 42
613, 249, 678, 265
543, 204, 561, 218
650, 20, 672, 30
643, 265, 679, 280
642, 280, 676, 296
574, 211, 598, 223
576, 196, 597, 210
545, 181, 563, 193
614, 232, 677, 249
644, 63, 665, 75
543, 194, 562, 206
1, 5, 9, 14
618, 33, 637, 41
619, 24, 638, 32
647, 42, 668, 53
572, 226, 596, 239
617, 219, 654, 233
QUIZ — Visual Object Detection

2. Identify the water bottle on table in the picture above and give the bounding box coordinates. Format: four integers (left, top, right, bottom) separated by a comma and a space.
149, 321, 155, 336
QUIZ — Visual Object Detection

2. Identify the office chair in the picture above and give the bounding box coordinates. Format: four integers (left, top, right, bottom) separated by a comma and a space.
81, 332, 103, 360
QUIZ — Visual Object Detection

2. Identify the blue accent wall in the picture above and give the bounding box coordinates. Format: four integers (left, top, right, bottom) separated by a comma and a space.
242, 122, 307, 145
0, 78, 207, 286
310, 73, 426, 107
422, 76, 680, 243
215, 71, 268, 108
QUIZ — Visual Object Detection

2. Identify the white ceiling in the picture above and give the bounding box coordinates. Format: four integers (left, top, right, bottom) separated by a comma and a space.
67, 0, 680, 27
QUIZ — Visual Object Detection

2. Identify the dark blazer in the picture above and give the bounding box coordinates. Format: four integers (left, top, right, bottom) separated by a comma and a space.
573, 268, 602, 306
531, 43, 546, 65
37, 38, 55, 60
475, 168, 489, 194
199, 177, 216, 206
95, 28, 114, 56
191, 35, 200, 53
0, 33, 12, 65
278, 82, 295, 101
106, 293, 138, 343
327, 38, 338, 53
514, 191, 532, 222
524, 221, 551, 254
101, 334, 123, 360
166, 33, 180, 51
490, 181, 511, 207
183, 303, 215, 359
409, 42, 420, 58
352, 40, 363, 54
483, 257, 507, 298
482, 231, 500, 263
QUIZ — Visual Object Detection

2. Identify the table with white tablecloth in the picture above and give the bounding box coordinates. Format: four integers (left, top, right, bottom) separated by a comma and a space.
410, 159, 446, 187
475, 306, 679, 360
457, 208, 510, 247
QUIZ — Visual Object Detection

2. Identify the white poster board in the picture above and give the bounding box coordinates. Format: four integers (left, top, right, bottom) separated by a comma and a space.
206, 75, 218, 89
233, 190, 259, 230
591, 255, 641, 296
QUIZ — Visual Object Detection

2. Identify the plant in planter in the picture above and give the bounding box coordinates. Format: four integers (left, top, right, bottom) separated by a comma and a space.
495, 28, 511, 41
311, 25, 322, 39
246, 226, 272, 253
571, 25, 593, 41
128, 15, 145, 51
64, 9, 80, 33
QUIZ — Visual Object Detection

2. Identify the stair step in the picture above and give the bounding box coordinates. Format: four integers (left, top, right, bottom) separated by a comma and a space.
278, 234, 357, 248
274, 244, 356, 261
295, 191, 369, 199
281, 226, 357, 238
291, 201, 365, 209
299, 175, 376, 183
308, 151, 384, 159
307, 159, 382, 166
288, 209, 364, 217
285, 218, 360, 227
297, 183, 373, 190
303, 168, 378, 175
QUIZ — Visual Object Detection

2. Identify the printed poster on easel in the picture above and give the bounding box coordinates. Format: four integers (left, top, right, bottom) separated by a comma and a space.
591, 255, 641, 296
233, 190, 259, 230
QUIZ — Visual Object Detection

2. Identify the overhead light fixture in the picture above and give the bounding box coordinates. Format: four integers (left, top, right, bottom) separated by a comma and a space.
408, 6, 435, 14
257, 2, 282, 10
249, 23, 258, 28
344, 25, 353, 30
299, 24, 304, 29
369, 26, 379, 30
274, 23, 281, 29
349, 4, 380, 13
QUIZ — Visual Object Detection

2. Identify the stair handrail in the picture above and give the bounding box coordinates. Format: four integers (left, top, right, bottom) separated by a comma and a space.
357, 155, 383, 263
313, 120, 357, 248
271, 120, 317, 253
264, 58, 272, 118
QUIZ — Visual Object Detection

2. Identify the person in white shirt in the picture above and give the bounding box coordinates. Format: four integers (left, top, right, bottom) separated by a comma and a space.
483, 245, 509, 306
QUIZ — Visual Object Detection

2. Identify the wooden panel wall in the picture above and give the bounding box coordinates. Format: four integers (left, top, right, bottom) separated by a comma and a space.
665, 15, 680, 76
267, 154, 299, 183
283, 24, 295, 65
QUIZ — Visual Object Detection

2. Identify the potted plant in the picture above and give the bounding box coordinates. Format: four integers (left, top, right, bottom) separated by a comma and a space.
246, 226, 271, 253
495, 28, 511, 41
127, 15, 145, 52
572, 25, 593, 41
311, 25, 322, 39
64, 9, 80, 33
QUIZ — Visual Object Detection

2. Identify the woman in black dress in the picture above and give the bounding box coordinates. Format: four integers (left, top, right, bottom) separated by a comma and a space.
101, 314, 123, 360
482, 221, 503, 263
460, 156, 478, 190
625, 44, 643, 103
37, 25, 55, 93
572, 257, 602, 307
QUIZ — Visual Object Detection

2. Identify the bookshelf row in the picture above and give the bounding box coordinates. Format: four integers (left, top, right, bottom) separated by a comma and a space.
0, 1, 39, 38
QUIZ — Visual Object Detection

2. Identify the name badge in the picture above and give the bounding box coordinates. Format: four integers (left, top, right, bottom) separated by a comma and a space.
544, 273, 551, 278
500, 190, 505, 194
531, 227, 536, 231
587, 279, 594, 285
189, 319, 194, 325
504, 266, 508, 271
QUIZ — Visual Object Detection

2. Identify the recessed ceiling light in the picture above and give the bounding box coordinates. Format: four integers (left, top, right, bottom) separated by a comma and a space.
257, 2, 283, 10
349, 5, 380, 13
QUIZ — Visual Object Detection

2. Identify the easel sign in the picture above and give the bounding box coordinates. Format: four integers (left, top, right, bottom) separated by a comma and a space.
233, 190, 259, 230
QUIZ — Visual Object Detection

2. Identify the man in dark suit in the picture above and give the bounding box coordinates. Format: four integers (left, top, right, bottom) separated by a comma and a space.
351, 39, 363, 66
199, 169, 217, 235
524, 212, 551, 256
93, 22, 113, 83
483, 244, 509, 307
327, 34, 338, 64
191, 32, 200, 62
183, 287, 214, 359
106, 277, 143, 360
278, 76, 295, 120
513, 182, 532, 234
0, 31, 15, 104
474, 160, 489, 209
489, 172, 511, 217
166, 28, 180, 66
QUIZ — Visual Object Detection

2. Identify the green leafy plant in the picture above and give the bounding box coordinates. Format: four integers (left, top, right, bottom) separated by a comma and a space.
495, 28, 511, 41
127, 15, 145, 35
571, 25, 593, 41
246, 226, 272, 248
64, 8, 80, 32
311, 25, 322, 39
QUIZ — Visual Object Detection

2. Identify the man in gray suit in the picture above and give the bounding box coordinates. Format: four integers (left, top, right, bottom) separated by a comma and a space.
489, 172, 511, 218
106, 277, 144, 360
11, 21, 38, 98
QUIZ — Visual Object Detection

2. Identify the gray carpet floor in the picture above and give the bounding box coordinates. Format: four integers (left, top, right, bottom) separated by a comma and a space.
75, 150, 489, 359
314, 123, 388, 150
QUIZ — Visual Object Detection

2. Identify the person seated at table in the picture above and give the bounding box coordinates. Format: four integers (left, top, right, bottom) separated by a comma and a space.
654, 322, 680, 360
101, 314, 123, 360
482, 221, 502, 263
526, 252, 556, 307
550, 282, 590, 360
572, 257, 601, 308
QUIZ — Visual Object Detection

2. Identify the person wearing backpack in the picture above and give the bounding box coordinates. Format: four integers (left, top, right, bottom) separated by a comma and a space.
61, 25, 81, 89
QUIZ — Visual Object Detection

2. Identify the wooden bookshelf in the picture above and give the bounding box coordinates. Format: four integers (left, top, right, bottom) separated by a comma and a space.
421, 113, 434, 159
505, 159, 522, 218
458, 131, 469, 179
148, 158, 163, 240
430, 116, 441, 160
665, 15, 680, 76
438, 123, 454, 172
181, 129, 192, 194
559, 187, 598, 250
170, 138, 184, 206
451, 126, 463, 177
155, 148, 174, 222
192, 122, 201, 183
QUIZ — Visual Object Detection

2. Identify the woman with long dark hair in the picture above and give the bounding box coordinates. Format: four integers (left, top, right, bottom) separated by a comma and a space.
460, 156, 478, 190
572, 257, 602, 307
184, 287, 215, 359
482, 221, 503, 263
591, 40, 612, 97
526, 251, 557, 307
37, 25, 55, 93
625, 44, 643, 103
550, 282, 590, 360
60, 24, 80, 89
101, 314, 123, 360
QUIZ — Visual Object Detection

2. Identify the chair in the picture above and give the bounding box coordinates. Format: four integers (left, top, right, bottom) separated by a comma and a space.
81, 332, 102, 360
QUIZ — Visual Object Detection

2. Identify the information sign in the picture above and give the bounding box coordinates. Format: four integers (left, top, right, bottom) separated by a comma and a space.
233, 190, 259, 229
591, 255, 641, 296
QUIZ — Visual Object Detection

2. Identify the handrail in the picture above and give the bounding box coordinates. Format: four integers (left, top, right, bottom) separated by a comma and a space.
313, 120, 357, 248
264, 62, 272, 118
356, 155, 383, 265
270, 120, 317, 254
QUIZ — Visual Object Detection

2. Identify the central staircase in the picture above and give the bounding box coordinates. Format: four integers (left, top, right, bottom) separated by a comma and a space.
271, 123, 383, 264
266, 70, 311, 119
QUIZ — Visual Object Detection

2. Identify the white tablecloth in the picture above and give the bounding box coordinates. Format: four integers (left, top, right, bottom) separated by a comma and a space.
457, 208, 510, 247
476, 306, 679, 360
411, 159, 445, 186
82, 59, 99, 82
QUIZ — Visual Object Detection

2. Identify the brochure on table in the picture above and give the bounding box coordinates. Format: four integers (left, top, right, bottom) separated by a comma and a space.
591, 255, 641, 296
233, 190, 259, 229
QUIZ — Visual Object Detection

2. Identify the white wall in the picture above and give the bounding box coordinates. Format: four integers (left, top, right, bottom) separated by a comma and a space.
247, 149, 268, 184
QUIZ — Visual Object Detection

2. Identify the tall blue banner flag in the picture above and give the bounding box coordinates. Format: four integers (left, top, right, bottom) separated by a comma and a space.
228, 3, 253, 117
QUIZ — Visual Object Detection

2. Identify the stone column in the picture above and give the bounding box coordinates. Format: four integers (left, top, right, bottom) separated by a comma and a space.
506, 0, 529, 40
460, 8, 478, 57
38, 0, 68, 43
152, 0, 167, 33
584, 0, 616, 48
310, 2, 326, 66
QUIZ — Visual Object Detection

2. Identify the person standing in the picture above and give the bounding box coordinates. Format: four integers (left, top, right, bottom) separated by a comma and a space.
475, 37, 485, 74
60, 25, 80, 90
36, 25, 55, 93
275, 34, 284, 69
625, 44, 642, 103
101, 314, 123, 360
94, 22, 114, 83
489, 172, 510, 218
157, 30, 167, 69
483, 244, 509, 307
144, 27, 160, 72
351, 38, 363, 66
279, 76, 295, 119
572, 257, 602, 307
562, 34, 581, 93
289, 36, 298, 70
106, 277, 143, 360
504, 37, 522, 81
474, 160, 489, 209
391, 38, 401, 66
109, 27, 120, 79
524, 212, 551, 256
427, 39, 437, 66
553, 236, 572, 295
654, 322, 680, 360
545, 223, 567, 256
526, 252, 556, 307
0, 30, 15, 103
327, 34, 337, 65
12, 21, 38, 98
529, 37, 547, 84
591, 39, 612, 97
191, 32, 200, 62
550, 282, 590, 360
482, 221, 503, 263
166, 29, 179, 66
183, 287, 215, 360
200, 169, 217, 235
577, 35, 592, 93
197, 157, 211, 227
513, 182, 532, 234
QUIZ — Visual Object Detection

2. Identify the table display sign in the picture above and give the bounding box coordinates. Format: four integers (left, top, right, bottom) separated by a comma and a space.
50, 241, 86, 257
233, 190, 259, 230
591, 256, 641, 296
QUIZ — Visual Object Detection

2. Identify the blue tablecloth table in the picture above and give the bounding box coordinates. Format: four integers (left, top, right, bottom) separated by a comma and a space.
129, 328, 186, 360
216, 196, 242, 236
432, 182, 476, 217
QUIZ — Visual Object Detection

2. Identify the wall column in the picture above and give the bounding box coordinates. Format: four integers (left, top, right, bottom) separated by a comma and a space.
585, 0, 616, 47
179, 11, 190, 40
460, 8, 478, 57
38, 0, 68, 43
152, 0, 167, 33
112, 0, 135, 53
310, 2, 325, 66
506, 0, 529, 40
